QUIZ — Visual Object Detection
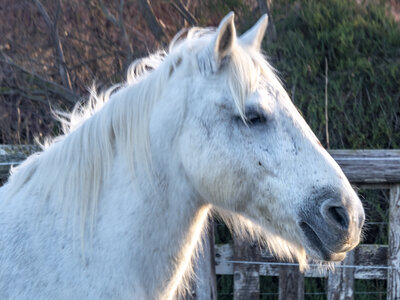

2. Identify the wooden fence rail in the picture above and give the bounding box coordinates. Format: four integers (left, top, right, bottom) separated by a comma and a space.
209, 149, 400, 300
1, 146, 400, 299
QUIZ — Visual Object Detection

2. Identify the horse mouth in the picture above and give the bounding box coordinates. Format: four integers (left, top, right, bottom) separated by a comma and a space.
300, 222, 346, 261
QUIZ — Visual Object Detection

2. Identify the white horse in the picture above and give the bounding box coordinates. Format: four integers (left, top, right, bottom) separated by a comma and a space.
0, 13, 364, 299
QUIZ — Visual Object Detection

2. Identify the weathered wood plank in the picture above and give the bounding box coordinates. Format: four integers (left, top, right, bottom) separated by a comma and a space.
215, 243, 234, 275
278, 265, 304, 300
353, 267, 387, 280
356, 183, 392, 190
2, 147, 400, 183
216, 244, 389, 268
215, 244, 389, 279
330, 149, 400, 183
354, 244, 387, 266
327, 250, 355, 300
233, 236, 260, 300
0, 145, 39, 179
216, 262, 387, 280
388, 184, 400, 300
0, 144, 39, 162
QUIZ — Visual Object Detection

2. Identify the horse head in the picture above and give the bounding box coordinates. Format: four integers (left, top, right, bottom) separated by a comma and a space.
157, 13, 365, 266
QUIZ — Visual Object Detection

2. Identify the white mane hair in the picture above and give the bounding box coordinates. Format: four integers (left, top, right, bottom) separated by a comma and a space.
6, 25, 307, 270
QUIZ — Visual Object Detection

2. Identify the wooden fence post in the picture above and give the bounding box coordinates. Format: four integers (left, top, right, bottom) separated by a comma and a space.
327, 250, 355, 300
388, 184, 400, 300
195, 218, 217, 300
278, 265, 304, 300
233, 236, 260, 299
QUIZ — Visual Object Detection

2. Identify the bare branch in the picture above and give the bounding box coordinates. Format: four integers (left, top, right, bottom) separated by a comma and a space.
33, 0, 73, 90
97, 0, 133, 66
257, 0, 277, 44
118, 0, 133, 63
325, 57, 330, 149
138, 0, 169, 44
54, 0, 61, 28
1, 54, 78, 105
171, 0, 197, 26
97, 0, 118, 26
33, 0, 53, 29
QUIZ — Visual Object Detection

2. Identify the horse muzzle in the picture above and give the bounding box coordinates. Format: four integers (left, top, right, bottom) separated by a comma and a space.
298, 189, 365, 261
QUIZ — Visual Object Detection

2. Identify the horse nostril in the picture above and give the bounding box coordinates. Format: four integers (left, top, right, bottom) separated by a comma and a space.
327, 206, 349, 230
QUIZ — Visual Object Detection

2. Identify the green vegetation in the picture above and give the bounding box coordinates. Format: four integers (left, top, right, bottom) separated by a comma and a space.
266, 0, 400, 149
355, 279, 387, 299
217, 275, 234, 300
260, 276, 279, 299
304, 277, 326, 300
359, 188, 389, 245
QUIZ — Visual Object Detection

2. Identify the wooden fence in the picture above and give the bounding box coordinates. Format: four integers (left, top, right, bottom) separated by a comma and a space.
204, 149, 400, 300
1, 146, 400, 299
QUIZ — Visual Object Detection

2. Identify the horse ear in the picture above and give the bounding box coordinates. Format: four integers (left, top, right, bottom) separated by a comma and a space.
212, 12, 236, 66
197, 12, 236, 73
239, 14, 268, 50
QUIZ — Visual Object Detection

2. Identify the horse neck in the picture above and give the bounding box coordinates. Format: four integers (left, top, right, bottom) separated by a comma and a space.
6, 80, 210, 298
103, 151, 210, 299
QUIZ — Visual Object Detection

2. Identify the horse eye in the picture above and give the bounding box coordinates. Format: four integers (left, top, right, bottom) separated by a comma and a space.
247, 113, 267, 125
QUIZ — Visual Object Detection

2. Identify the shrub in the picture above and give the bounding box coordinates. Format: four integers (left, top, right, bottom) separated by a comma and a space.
265, 0, 400, 149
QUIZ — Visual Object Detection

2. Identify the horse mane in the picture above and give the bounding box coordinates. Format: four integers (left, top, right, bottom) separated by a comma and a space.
5, 26, 305, 273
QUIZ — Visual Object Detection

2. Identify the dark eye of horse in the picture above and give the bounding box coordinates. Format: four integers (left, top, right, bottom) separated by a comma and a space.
234, 109, 268, 126
247, 113, 267, 125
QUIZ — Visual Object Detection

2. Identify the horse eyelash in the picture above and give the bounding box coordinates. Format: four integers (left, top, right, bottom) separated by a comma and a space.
239, 107, 268, 126
246, 112, 267, 125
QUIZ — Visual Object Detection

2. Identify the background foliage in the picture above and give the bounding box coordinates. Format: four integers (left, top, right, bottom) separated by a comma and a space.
265, 0, 400, 150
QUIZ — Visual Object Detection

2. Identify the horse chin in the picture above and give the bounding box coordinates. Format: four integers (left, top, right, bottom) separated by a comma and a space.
300, 222, 347, 262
